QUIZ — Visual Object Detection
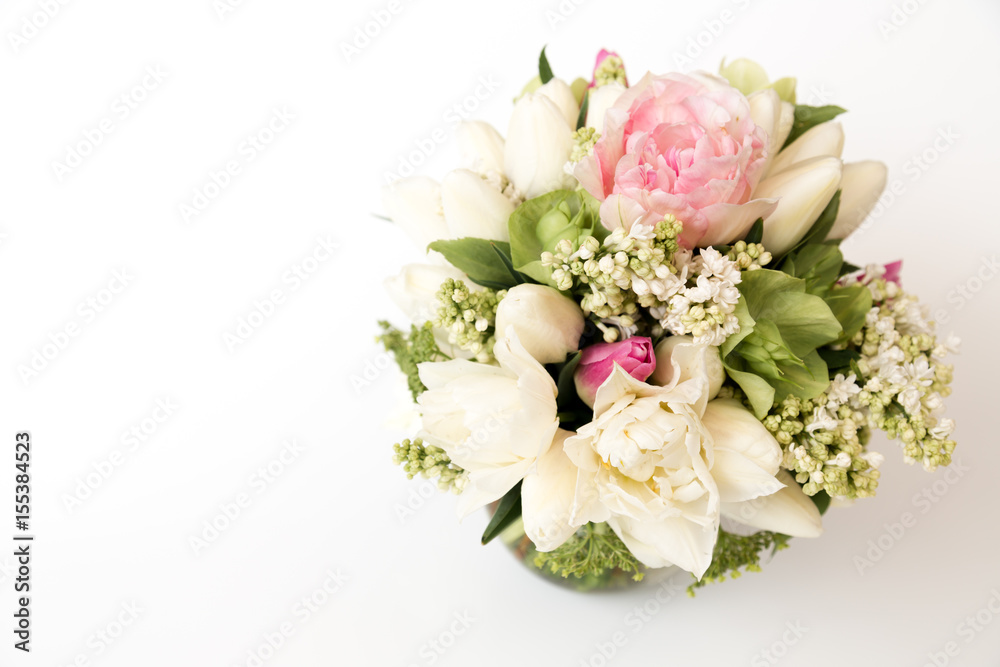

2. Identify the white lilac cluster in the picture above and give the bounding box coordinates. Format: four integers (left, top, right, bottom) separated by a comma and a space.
650, 246, 744, 347
765, 375, 884, 499
845, 266, 958, 471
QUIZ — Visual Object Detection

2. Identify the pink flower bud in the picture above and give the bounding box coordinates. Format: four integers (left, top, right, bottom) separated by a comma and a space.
573, 337, 655, 408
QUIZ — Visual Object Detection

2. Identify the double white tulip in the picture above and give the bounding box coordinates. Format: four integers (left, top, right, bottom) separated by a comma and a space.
747, 91, 888, 253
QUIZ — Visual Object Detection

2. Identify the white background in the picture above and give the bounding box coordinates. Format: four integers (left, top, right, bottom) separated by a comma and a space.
1, 0, 998, 665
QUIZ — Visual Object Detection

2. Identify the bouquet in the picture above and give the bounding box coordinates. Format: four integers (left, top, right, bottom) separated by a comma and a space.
378, 49, 959, 594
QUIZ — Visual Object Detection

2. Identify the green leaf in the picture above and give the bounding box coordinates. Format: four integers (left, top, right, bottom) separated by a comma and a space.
576, 87, 589, 130
824, 284, 872, 344
723, 357, 776, 419
839, 260, 862, 277
490, 242, 527, 286
482, 483, 522, 545
739, 270, 843, 356
782, 105, 847, 149
555, 352, 582, 410
818, 347, 861, 374
784, 244, 844, 296
772, 349, 831, 403
428, 238, 517, 290
539, 47, 554, 84
721, 295, 755, 358
779, 191, 842, 260
743, 218, 764, 244
809, 490, 831, 515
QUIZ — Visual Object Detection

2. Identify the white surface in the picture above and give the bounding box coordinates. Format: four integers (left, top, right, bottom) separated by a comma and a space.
1, 0, 999, 665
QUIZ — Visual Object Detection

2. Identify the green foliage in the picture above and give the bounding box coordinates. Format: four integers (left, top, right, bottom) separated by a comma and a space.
376, 321, 447, 400
723, 270, 843, 416
782, 105, 847, 148
688, 529, 790, 596
508, 189, 604, 286
532, 523, 646, 584
538, 46, 554, 84
482, 483, 522, 545
428, 238, 521, 290
392, 438, 466, 492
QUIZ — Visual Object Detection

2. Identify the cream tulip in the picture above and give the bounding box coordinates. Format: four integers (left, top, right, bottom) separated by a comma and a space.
767, 122, 845, 176
457, 121, 505, 175
440, 168, 514, 241
756, 156, 843, 255
382, 176, 449, 250
536, 78, 580, 129
494, 284, 584, 364
585, 81, 626, 131
721, 468, 824, 538
504, 92, 575, 199
827, 160, 889, 240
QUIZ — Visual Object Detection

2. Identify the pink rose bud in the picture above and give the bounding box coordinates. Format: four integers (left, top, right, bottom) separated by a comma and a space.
573, 337, 655, 408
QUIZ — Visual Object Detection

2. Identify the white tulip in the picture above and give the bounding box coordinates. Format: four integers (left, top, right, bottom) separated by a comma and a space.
651, 336, 724, 415
773, 101, 794, 155
586, 81, 626, 131
748, 89, 781, 151
417, 330, 559, 517
828, 160, 889, 240
767, 122, 845, 176
536, 78, 580, 129
457, 121, 505, 174
384, 263, 465, 324
756, 156, 843, 255
521, 429, 579, 552
440, 169, 514, 241
505, 92, 576, 199
494, 284, 584, 364
383, 176, 449, 250
721, 468, 823, 538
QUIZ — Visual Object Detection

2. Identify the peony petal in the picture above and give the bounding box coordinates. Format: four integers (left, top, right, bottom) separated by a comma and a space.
721, 469, 824, 537
522, 430, 581, 551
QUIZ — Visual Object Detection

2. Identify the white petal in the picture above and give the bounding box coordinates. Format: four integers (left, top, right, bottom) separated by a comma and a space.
650, 336, 723, 416
586, 82, 626, 131
536, 78, 579, 129
494, 285, 584, 364
703, 399, 784, 503
756, 156, 842, 255
828, 161, 889, 240
456, 458, 535, 518
382, 176, 449, 250
505, 93, 575, 199
748, 88, 780, 150
608, 513, 718, 577
384, 263, 464, 324
457, 121, 505, 174
772, 101, 794, 154
440, 169, 514, 242
721, 469, 823, 538
522, 430, 580, 552
768, 122, 844, 176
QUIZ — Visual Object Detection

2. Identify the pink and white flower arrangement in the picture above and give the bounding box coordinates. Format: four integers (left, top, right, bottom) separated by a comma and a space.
379, 50, 959, 593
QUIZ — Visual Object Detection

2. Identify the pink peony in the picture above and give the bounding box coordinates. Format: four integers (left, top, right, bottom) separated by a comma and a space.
573, 336, 655, 408
574, 72, 777, 248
